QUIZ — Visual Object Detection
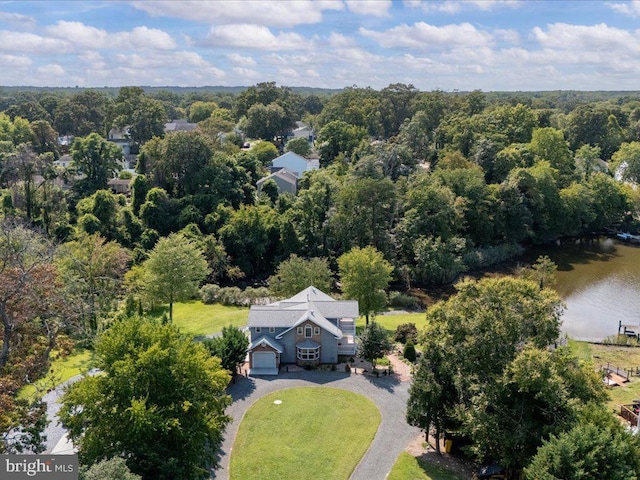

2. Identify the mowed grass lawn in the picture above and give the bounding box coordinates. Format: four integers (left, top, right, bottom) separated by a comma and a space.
230, 387, 380, 480
148, 301, 249, 337
357, 311, 427, 336
569, 339, 640, 408
388, 453, 468, 480
18, 349, 96, 402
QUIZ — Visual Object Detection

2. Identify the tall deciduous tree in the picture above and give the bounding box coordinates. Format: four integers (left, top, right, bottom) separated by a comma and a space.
338, 246, 393, 325
55, 233, 131, 334
285, 137, 312, 157
71, 133, 123, 195
109, 87, 167, 147
407, 277, 605, 471
59, 317, 231, 480
611, 141, 640, 183
0, 220, 64, 454
2, 144, 44, 220
268, 255, 333, 298
141, 233, 209, 322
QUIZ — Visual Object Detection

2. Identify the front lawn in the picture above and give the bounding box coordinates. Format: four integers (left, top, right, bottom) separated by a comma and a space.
148, 301, 249, 337
230, 387, 380, 480
388, 452, 468, 480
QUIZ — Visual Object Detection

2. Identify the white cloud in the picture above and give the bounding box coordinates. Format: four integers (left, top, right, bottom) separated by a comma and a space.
494, 28, 520, 44
203, 24, 310, 50
278, 67, 300, 78
346, 0, 391, 16
37, 63, 65, 77
232, 67, 261, 80
0, 53, 32, 67
608, 1, 640, 17
359, 22, 494, 50
45, 21, 175, 50
532, 23, 640, 53
404, 0, 521, 14
78, 50, 107, 70
0, 30, 68, 53
0, 11, 36, 28
131, 0, 344, 28
328, 32, 357, 48
227, 53, 257, 66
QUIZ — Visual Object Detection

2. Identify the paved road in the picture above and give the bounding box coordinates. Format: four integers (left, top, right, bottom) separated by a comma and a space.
213, 370, 420, 480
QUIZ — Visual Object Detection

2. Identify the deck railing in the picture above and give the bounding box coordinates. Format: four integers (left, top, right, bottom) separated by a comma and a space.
620, 404, 639, 426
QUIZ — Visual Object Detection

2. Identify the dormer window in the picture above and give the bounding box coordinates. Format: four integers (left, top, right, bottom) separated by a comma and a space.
305, 325, 313, 338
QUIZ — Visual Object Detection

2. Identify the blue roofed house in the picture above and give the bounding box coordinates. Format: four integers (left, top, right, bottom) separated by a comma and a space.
247, 286, 358, 375
270, 151, 319, 179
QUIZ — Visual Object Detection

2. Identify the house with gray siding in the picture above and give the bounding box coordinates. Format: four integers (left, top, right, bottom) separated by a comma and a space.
247, 286, 358, 375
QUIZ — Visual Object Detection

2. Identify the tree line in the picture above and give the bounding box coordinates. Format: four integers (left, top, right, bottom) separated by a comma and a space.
2, 82, 640, 477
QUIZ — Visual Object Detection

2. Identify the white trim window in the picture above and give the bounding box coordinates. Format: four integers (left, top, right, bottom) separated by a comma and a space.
255, 327, 261, 333
297, 346, 320, 361
305, 325, 313, 338
297, 326, 303, 335
314, 327, 320, 336
269, 327, 275, 333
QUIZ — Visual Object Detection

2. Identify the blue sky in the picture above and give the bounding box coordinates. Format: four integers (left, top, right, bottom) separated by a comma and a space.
1, 0, 640, 91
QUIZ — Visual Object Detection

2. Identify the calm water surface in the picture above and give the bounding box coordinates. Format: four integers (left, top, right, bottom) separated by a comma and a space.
531, 239, 640, 342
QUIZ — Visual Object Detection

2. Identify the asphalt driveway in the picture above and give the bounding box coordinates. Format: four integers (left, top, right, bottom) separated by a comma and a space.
214, 370, 420, 480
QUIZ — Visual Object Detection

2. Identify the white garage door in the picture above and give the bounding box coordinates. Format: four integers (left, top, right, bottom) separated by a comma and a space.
253, 352, 276, 369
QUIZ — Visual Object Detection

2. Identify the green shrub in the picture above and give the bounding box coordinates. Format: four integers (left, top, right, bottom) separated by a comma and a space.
403, 340, 416, 362
394, 323, 418, 344
200, 284, 221, 304
387, 291, 420, 310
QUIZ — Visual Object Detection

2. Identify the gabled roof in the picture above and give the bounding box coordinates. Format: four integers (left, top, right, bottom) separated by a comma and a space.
276, 306, 342, 339
272, 151, 308, 165
286, 286, 334, 303
256, 168, 297, 187
249, 335, 284, 353
247, 286, 358, 329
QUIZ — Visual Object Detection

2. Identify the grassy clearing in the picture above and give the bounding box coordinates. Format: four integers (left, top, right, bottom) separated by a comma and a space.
569, 340, 640, 408
230, 387, 380, 480
19, 302, 247, 400
148, 301, 249, 337
357, 312, 427, 336
17, 349, 96, 402
387, 452, 468, 480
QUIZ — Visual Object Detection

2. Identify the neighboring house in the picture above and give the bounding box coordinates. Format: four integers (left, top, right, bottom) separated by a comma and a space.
108, 127, 131, 156
108, 177, 133, 195
164, 119, 198, 133
256, 168, 298, 196
285, 121, 315, 143
107, 127, 137, 169
54, 154, 73, 169
247, 286, 358, 375
271, 151, 319, 179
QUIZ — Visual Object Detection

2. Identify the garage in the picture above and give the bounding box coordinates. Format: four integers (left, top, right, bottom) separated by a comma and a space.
253, 352, 276, 369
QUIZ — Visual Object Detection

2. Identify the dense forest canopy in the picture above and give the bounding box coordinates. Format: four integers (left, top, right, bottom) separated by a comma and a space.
1, 83, 640, 467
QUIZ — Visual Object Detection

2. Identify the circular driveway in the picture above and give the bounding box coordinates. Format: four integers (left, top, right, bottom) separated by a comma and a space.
214, 370, 420, 480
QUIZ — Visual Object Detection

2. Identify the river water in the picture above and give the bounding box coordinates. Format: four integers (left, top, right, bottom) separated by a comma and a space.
527, 239, 640, 342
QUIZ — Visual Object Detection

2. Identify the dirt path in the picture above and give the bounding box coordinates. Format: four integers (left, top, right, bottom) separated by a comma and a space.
387, 353, 412, 382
